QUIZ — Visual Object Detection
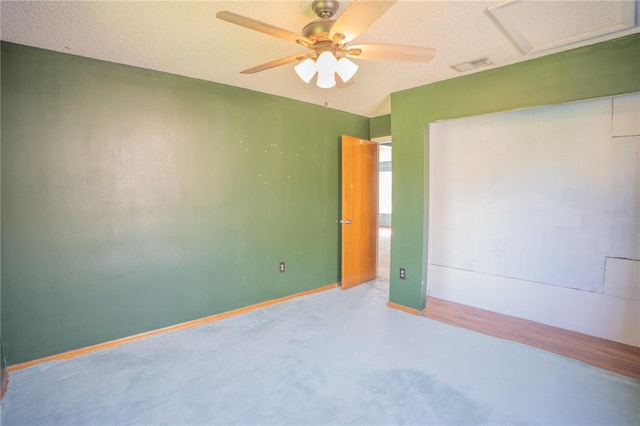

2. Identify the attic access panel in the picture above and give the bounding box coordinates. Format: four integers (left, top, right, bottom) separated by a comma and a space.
488, 0, 636, 54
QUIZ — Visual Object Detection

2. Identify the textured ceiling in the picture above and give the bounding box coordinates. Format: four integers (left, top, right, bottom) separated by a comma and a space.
1, 0, 638, 117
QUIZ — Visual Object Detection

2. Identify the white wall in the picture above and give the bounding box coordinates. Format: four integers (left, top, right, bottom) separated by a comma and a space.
428, 94, 639, 346
378, 143, 392, 227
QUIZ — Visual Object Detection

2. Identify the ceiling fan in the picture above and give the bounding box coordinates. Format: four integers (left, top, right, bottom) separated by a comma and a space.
216, 0, 436, 89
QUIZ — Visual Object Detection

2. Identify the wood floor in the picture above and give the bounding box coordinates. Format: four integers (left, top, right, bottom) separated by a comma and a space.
424, 297, 640, 379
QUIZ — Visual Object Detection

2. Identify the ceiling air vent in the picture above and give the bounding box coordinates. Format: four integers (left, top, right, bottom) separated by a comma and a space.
451, 58, 493, 73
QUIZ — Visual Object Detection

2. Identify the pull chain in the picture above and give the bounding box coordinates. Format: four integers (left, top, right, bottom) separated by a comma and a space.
324, 89, 329, 109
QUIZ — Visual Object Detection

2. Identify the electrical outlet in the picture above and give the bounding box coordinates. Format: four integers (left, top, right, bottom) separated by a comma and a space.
399, 268, 406, 279
279, 261, 285, 273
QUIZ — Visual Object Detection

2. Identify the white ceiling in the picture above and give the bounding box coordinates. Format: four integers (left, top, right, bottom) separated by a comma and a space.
1, 0, 638, 117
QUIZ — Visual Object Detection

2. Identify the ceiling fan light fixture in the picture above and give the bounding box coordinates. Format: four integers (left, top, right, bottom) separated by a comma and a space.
336, 57, 358, 83
295, 52, 358, 88
294, 58, 317, 83
316, 51, 338, 88
316, 71, 336, 89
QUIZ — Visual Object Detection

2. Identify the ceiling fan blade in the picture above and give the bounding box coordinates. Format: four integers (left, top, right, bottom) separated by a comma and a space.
217, 11, 312, 45
329, 1, 396, 44
346, 44, 436, 62
240, 53, 311, 74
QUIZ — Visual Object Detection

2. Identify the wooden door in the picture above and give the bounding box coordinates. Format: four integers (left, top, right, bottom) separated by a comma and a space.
341, 135, 379, 289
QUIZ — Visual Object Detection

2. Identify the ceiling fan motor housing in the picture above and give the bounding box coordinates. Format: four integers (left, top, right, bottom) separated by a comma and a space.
303, 1, 342, 46
311, 0, 340, 19
301, 19, 335, 41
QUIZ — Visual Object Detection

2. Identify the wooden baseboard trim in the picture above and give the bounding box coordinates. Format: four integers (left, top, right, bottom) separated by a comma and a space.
8, 283, 339, 373
1, 369, 8, 400
387, 301, 423, 316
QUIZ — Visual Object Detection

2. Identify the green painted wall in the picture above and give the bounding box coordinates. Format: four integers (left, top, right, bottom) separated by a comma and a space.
1, 42, 369, 365
370, 114, 391, 139
389, 34, 640, 310
1, 69, 3, 387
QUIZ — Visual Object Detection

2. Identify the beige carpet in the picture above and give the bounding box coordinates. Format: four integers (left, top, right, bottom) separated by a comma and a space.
4, 280, 638, 425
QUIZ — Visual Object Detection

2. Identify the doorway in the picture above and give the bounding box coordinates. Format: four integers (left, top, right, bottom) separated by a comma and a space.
378, 142, 392, 282
339, 136, 391, 288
